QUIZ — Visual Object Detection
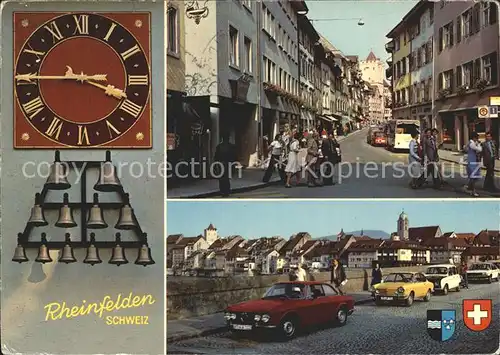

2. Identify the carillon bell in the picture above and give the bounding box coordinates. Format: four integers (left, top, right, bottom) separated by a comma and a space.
115, 194, 138, 230
94, 151, 122, 192
27, 193, 48, 227
109, 233, 128, 266
83, 233, 102, 265
59, 233, 77, 264
45, 151, 71, 190
87, 193, 107, 229
35, 233, 53, 264
55, 193, 77, 228
135, 234, 155, 267
12, 233, 28, 263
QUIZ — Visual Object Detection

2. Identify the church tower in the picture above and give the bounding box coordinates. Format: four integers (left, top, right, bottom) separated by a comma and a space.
204, 223, 218, 245
397, 211, 409, 240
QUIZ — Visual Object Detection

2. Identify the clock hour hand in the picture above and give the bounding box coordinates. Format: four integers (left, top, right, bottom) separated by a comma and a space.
15, 67, 107, 83
84, 80, 127, 100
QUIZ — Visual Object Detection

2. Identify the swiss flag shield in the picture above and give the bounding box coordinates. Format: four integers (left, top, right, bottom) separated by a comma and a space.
462, 299, 492, 332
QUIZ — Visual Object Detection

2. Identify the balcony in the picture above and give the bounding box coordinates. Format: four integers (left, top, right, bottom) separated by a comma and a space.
385, 41, 394, 54
385, 67, 392, 79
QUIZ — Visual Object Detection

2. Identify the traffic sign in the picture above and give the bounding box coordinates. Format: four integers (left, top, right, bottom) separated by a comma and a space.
478, 106, 489, 118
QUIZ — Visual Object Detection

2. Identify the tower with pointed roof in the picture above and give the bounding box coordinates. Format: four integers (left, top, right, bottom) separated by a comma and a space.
397, 210, 409, 240
204, 223, 218, 245
360, 50, 385, 123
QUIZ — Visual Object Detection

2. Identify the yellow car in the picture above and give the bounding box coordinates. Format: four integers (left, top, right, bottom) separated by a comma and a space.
372, 272, 434, 307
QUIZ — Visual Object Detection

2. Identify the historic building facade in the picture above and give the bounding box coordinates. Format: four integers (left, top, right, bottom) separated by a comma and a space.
360, 51, 385, 123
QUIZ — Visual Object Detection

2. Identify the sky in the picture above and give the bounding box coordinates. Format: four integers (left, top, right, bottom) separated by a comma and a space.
306, 1, 417, 63
167, 201, 499, 238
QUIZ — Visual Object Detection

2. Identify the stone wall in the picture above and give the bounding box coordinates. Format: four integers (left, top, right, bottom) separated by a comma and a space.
167, 266, 425, 319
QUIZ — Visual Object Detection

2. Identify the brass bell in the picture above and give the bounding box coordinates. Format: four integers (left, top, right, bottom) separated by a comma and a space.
115, 194, 138, 230
27, 193, 48, 227
83, 233, 102, 265
109, 233, 128, 266
94, 151, 122, 192
45, 151, 71, 190
59, 233, 77, 264
55, 193, 77, 228
35, 233, 53, 264
12, 233, 28, 263
135, 234, 155, 267
87, 193, 107, 229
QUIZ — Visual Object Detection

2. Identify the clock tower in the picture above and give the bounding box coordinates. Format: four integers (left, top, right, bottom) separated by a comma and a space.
397, 210, 409, 240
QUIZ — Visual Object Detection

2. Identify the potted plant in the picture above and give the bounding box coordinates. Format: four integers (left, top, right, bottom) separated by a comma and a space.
457, 85, 467, 96
475, 78, 489, 93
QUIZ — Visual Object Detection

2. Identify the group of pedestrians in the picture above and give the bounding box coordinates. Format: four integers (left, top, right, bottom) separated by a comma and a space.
263, 129, 342, 188
408, 128, 498, 196
288, 256, 347, 295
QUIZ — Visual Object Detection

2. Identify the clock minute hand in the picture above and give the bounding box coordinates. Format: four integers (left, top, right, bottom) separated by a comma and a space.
84, 80, 127, 100
15, 73, 108, 82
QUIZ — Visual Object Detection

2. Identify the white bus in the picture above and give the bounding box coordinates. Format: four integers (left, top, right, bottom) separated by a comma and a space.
385, 119, 420, 151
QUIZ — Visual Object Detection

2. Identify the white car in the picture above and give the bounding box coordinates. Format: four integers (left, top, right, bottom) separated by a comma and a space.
466, 262, 500, 283
424, 264, 461, 295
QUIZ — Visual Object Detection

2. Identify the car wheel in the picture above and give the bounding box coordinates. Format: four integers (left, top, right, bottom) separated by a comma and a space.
455, 285, 460, 292
279, 316, 298, 340
488, 276, 492, 284
335, 306, 348, 326
375, 299, 383, 306
405, 292, 414, 307
443, 285, 448, 295
423, 289, 431, 302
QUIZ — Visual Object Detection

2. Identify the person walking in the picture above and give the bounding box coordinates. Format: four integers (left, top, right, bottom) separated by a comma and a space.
464, 132, 483, 197
321, 131, 339, 186
408, 130, 423, 188
371, 263, 383, 286
213, 135, 237, 197
482, 131, 498, 192
262, 134, 286, 183
305, 131, 320, 187
330, 257, 347, 295
423, 128, 441, 188
285, 131, 301, 188
460, 261, 469, 289
296, 263, 307, 282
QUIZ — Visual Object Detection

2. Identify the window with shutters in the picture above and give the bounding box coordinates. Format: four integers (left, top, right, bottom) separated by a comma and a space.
462, 10, 471, 38
456, 15, 462, 43
482, 2, 491, 27
420, 45, 426, 66
443, 70, 453, 90
462, 62, 473, 87
472, 3, 481, 34
442, 22, 453, 50
482, 54, 492, 82
456, 66, 463, 87
473, 59, 481, 83
412, 83, 418, 104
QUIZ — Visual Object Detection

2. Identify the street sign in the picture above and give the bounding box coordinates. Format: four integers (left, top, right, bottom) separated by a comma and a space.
489, 106, 498, 118
490, 96, 500, 106
478, 106, 489, 118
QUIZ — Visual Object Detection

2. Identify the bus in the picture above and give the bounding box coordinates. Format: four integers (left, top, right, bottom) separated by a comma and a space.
385, 119, 420, 151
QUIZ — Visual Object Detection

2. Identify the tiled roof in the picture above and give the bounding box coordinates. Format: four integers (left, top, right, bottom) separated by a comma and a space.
206, 223, 216, 230
382, 240, 428, 250
474, 230, 500, 246
366, 51, 377, 61
282, 232, 309, 251
226, 245, 249, 259
455, 233, 475, 241
408, 226, 440, 241
422, 237, 468, 248
442, 232, 454, 238
463, 246, 500, 256
166, 234, 183, 244
174, 236, 201, 247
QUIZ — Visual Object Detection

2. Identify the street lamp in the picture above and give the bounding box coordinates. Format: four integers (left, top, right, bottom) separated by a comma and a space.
309, 17, 365, 26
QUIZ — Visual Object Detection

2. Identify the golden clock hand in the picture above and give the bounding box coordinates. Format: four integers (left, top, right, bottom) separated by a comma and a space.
15, 73, 107, 82
84, 80, 127, 99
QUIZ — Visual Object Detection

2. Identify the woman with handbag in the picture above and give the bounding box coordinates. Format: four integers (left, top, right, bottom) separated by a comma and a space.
330, 257, 347, 295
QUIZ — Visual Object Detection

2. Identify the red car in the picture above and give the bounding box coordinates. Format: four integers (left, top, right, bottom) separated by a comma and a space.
224, 281, 355, 339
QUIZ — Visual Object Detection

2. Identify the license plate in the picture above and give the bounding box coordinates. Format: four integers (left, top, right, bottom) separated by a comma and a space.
232, 324, 252, 330
380, 297, 393, 300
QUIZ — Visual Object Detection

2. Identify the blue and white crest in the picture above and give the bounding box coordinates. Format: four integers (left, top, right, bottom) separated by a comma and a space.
427, 309, 456, 341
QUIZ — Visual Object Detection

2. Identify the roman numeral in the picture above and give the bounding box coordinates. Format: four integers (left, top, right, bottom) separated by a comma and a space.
23, 48, 45, 57
105, 120, 121, 138
119, 99, 142, 118
120, 44, 141, 60
22, 96, 44, 119
73, 14, 89, 35
44, 21, 64, 43
103, 23, 117, 42
45, 117, 64, 140
128, 75, 149, 86
77, 125, 90, 145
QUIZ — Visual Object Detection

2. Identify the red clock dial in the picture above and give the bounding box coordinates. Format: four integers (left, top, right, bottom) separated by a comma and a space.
14, 12, 152, 148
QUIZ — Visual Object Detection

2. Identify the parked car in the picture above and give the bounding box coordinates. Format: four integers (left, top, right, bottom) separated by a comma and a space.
372, 272, 434, 307
224, 281, 354, 339
424, 264, 461, 295
490, 260, 500, 269
466, 262, 500, 283
371, 132, 387, 146
366, 126, 380, 144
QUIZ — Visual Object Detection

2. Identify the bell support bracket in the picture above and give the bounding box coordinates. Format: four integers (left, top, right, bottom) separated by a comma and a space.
17, 150, 147, 249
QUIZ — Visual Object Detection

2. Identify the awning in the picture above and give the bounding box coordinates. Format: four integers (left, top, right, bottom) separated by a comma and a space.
318, 115, 333, 122
437, 94, 492, 113
325, 115, 338, 122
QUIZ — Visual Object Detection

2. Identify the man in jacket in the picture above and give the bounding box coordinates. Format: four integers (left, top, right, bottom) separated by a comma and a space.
214, 135, 237, 197
482, 131, 498, 192
330, 257, 347, 295
423, 128, 441, 188
305, 131, 320, 187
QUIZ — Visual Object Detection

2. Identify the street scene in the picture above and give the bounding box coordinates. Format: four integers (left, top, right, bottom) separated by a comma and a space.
166, 201, 500, 354
167, 0, 500, 199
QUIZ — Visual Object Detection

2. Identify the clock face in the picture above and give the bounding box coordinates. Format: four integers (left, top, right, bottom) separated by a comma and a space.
13, 12, 152, 148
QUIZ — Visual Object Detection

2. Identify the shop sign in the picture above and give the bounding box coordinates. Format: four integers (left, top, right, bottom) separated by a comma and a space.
478, 106, 490, 118
489, 96, 500, 106
489, 106, 498, 118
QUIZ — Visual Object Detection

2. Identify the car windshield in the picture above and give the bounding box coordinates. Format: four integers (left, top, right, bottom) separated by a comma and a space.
470, 264, 490, 270
263, 283, 306, 299
375, 132, 385, 137
493, 262, 500, 269
426, 267, 448, 275
383, 273, 413, 282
